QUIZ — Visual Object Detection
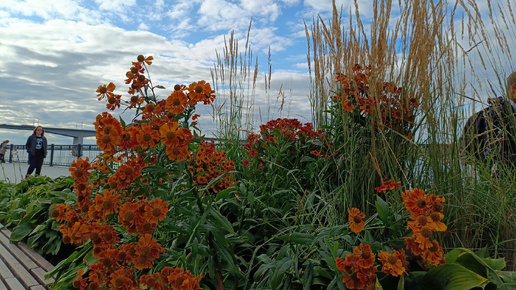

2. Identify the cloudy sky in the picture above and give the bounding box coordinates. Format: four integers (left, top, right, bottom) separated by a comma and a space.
0, 0, 514, 146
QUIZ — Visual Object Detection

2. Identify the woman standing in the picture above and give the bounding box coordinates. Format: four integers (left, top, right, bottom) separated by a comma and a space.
26, 126, 48, 177
0, 140, 9, 162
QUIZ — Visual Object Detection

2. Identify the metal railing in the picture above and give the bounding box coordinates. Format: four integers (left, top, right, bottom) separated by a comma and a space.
5, 144, 101, 167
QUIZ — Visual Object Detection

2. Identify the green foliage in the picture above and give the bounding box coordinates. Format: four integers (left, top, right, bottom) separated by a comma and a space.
0, 175, 75, 258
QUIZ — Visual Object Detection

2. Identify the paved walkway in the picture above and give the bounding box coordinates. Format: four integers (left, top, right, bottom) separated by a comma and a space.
0, 162, 71, 184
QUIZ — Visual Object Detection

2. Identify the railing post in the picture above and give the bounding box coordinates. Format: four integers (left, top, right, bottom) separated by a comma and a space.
50, 144, 54, 166
8, 144, 13, 163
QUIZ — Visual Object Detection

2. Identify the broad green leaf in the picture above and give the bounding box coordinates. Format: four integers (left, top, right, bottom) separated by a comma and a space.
375, 195, 390, 224
10, 223, 35, 242
418, 263, 488, 290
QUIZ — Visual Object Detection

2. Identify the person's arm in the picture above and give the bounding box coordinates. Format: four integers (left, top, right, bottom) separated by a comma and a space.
43, 137, 48, 158
26, 136, 31, 154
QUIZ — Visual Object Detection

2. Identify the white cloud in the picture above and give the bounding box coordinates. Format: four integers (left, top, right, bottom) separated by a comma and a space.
94, 0, 137, 13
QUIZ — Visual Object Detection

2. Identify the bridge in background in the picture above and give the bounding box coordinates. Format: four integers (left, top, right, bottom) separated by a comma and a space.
0, 124, 96, 145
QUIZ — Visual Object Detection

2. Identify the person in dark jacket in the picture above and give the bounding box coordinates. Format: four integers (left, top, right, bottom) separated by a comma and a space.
26, 126, 48, 176
462, 71, 516, 168
0, 140, 9, 162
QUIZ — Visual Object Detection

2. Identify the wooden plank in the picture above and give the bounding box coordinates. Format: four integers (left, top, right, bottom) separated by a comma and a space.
18, 243, 55, 272
0, 230, 39, 270
0, 277, 8, 289
0, 251, 16, 279
3, 277, 26, 290
31, 266, 55, 285
0, 241, 40, 288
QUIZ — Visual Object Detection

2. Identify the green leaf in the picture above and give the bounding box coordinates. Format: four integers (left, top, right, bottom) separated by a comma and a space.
276, 232, 315, 245
208, 207, 234, 234
418, 263, 488, 290
271, 257, 292, 289
10, 223, 35, 242
375, 195, 390, 224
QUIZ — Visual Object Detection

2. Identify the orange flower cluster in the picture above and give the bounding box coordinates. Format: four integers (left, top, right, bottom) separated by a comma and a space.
54, 157, 172, 288
333, 64, 419, 136
335, 243, 377, 289
52, 56, 213, 289
378, 249, 409, 277
139, 267, 203, 290
243, 118, 331, 168
348, 208, 366, 233
402, 188, 446, 267
189, 140, 235, 194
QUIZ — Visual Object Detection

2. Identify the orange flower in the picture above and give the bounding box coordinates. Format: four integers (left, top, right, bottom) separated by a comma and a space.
108, 267, 137, 290
139, 273, 165, 289
144, 198, 169, 224
427, 212, 447, 232
375, 178, 401, 193
136, 123, 160, 149
342, 96, 354, 112
69, 157, 92, 181
353, 243, 375, 268
119, 201, 144, 234
96, 82, 116, 101
378, 249, 407, 277
133, 234, 165, 270
120, 126, 139, 150
94, 189, 122, 219
72, 269, 88, 289
162, 267, 203, 290
187, 80, 215, 105
160, 121, 181, 147
165, 142, 190, 161
413, 226, 434, 250
421, 240, 446, 267
135, 54, 153, 65
348, 208, 366, 233
402, 188, 430, 217
166, 90, 189, 115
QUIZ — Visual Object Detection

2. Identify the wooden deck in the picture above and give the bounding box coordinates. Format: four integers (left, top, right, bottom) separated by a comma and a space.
0, 224, 54, 289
